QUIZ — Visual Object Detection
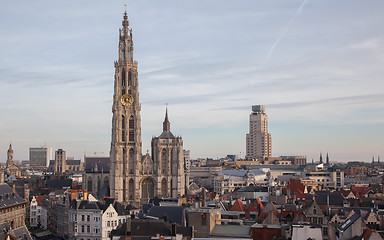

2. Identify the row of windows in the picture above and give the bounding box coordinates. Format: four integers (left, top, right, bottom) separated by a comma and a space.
71, 214, 100, 222
106, 220, 118, 227
73, 225, 99, 234
121, 69, 134, 88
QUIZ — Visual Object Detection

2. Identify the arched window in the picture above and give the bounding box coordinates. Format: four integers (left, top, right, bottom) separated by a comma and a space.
129, 116, 134, 142
129, 148, 134, 174
129, 179, 134, 200
171, 148, 176, 175
128, 71, 133, 86
123, 179, 126, 202
122, 115, 126, 142
97, 177, 101, 192
103, 177, 109, 187
122, 69, 126, 87
141, 178, 154, 199
87, 177, 93, 192
161, 149, 167, 174
123, 148, 127, 172
161, 178, 167, 197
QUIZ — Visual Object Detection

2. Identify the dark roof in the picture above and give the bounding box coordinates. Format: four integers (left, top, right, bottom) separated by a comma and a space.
66, 159, 81, 165
0, 184, 26, 209
114, 201, 130, 216
0, 222, 9, 239
71, 199, 100, 210
146, 206, 185, 226
127, 204, 139, 211
142, 203, 154, 214
46, 179, 72, 189
131, 219, 171, 236
11, 225, 32, 240
315, 193, 344, 206
238, 185, 269, 192
158, 131, 175, 139
338, 213, 360, 231
84, 157, 110, 173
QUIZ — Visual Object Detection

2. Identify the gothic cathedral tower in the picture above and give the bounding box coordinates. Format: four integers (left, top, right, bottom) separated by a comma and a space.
110, 12, 142, 205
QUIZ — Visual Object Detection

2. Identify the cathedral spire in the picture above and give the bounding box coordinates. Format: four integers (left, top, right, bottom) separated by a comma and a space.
163, 107, 170, 132
319, 152, 323, 164
118, 10, 133, 63
326, 152, 329, 165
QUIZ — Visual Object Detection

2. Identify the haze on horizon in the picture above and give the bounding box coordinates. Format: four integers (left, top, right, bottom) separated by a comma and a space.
0, 0, 383, 163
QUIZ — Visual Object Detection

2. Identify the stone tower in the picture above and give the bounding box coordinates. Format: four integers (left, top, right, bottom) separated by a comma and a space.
54, 149, 66, 174
110, 11, 142, 205
151, 108, 185, 200
7, 142, 14, 167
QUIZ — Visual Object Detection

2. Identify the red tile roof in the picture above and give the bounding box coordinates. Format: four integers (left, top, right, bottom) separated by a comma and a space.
249, 198, 264, 212
230, 199, 245, 212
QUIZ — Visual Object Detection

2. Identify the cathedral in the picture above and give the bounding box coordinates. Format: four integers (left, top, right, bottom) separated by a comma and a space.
109, 11, 187, 206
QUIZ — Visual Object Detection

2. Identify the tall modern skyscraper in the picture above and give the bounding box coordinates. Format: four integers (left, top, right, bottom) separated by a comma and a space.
246, 105, 272, 160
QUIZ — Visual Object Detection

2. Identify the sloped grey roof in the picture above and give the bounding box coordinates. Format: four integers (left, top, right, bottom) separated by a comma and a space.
0, 222, 9, 239
66, 159, 81, 165
46, 179, 72, 189
158, 131, 175, 139
11, 225, 32, 240
315, 193, 344, 206
338, 213, 360, 231
0, 183, 26, 209
71, 199, 100, 210
147, 206, 185, 225
131, 219, 171, 236
84, 157, 110, 173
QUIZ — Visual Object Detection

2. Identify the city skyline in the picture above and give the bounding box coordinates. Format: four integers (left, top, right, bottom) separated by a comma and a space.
1, 1, 383, 162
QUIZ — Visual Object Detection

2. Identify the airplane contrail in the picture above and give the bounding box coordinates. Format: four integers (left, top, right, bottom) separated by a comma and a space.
264, 0, 309, 63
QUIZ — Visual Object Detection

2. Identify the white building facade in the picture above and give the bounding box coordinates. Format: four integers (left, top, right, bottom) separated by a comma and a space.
214, 169, 267, 194
68, 200, 103, 240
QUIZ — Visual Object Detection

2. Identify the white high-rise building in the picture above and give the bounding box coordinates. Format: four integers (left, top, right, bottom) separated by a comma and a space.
246, 105, 272, 160
29, 146, 52, 167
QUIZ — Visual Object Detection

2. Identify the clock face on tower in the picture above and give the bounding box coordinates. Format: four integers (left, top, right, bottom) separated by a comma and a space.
121, 94, 134, 106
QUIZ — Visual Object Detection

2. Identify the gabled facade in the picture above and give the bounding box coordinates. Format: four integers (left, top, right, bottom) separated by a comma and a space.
68, 200, 103, 240
304, 202, 329, 239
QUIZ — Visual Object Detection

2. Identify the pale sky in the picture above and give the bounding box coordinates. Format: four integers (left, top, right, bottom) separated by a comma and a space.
1, 1, 383, 162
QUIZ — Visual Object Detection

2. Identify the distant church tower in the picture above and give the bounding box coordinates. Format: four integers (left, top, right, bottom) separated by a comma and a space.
7, 142, 14, 167
110, 11, 142, 205
151, 108, 185, 200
